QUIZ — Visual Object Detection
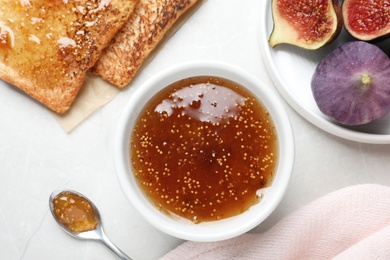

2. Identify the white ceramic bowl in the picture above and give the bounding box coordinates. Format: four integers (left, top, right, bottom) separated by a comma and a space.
114, 61, 294, 242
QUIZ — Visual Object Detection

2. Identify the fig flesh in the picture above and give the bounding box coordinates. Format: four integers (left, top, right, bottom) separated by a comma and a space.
342, 0, 390, 41
311, 41, 390, 125
269, 0, 342, 50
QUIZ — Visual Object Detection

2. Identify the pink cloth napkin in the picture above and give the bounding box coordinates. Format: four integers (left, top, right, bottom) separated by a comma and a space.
160, 184, 390, 259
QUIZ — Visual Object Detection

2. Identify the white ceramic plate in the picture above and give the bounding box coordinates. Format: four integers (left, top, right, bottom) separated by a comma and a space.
259, 1, 390, 144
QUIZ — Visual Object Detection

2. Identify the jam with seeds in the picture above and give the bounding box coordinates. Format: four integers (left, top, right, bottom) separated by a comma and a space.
130, 76, 278, 223
52, 191, 98, 233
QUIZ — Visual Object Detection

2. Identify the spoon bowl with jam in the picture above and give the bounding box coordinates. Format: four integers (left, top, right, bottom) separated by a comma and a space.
49, 190, 132, 260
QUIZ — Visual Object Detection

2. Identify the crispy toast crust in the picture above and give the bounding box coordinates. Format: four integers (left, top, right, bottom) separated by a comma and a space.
92, 0, 199, 88
0, 0, 139, 113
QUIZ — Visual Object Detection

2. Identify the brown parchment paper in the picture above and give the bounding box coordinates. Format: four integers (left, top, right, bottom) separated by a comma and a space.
52, 0, 205, 133
52, 74, 120, 132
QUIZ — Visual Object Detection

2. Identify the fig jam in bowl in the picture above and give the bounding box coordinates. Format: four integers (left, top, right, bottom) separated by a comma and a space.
114, 61, 294, 242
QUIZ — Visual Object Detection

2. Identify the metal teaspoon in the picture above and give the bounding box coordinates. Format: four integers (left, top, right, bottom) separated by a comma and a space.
49, 190, 132, 260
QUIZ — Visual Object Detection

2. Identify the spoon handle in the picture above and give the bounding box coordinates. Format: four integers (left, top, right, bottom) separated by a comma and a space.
100, 229, 132, 260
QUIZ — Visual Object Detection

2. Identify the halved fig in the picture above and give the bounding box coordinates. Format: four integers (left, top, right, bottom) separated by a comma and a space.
311, 41, 390, 125
342, 0, 390, 41
269, 0, 342, 50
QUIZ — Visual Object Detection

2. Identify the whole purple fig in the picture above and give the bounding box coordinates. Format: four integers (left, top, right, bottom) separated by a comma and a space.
311, 41, 390, 125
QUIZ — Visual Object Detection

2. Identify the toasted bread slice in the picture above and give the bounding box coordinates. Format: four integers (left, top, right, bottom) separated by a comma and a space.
0, 0, 139, 113
92, 0, 199, 88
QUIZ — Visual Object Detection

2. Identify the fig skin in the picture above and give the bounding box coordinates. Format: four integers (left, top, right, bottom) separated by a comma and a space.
311, 41, 390, 126
269, 0, 343, 50
342, 0, 390, 42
